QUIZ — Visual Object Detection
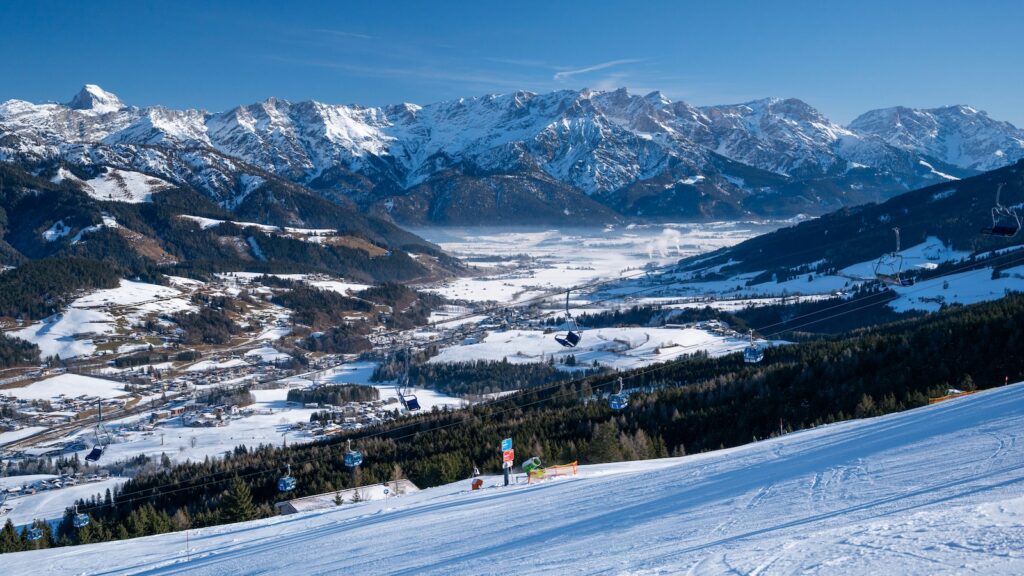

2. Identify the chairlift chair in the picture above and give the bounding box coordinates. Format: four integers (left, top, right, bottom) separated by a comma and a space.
277, 464, 297, 492
400, 392, 421, 411
344, 439, 363, 468
397, 352, 421, 411
26, 527, 43, 542
981, 183, 1021, 238
874, 227, 915, 287
554, 291, 583, 348
608, 377, 629, 410
85, 400, 111, 463
743, 330, 764, 364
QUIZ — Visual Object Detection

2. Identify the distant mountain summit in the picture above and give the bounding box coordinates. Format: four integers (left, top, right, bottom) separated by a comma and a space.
849, 105, 1024, 172
1, 85, 1022, 224
66, 84, 126, 114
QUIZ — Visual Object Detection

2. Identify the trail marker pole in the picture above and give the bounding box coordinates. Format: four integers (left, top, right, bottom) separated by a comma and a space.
501, 438, 513, 486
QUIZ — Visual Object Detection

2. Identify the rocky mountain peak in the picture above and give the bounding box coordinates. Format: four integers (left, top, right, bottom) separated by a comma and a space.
67, 84, 125, 114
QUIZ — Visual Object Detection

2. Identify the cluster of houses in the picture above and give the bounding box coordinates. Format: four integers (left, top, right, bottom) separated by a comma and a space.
292, 396, 400, 436
1, 470, 113, 501
0, 394, 128, 431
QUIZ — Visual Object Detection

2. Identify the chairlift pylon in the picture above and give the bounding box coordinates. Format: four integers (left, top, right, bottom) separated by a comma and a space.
554, 291, 583, 348
874, 227, 915, 287
981, 183, 1021, 238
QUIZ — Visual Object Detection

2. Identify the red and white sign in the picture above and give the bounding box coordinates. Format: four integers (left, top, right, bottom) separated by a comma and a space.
502, 449, 515, 463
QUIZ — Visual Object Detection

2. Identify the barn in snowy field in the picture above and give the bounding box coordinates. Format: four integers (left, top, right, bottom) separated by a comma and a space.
274, 479, 420, 515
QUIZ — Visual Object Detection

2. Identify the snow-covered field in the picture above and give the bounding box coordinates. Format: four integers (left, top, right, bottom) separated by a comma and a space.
0, 426, 47, 447
322, 361, 464, 410
53, 388, 323, 467
10, 307, 117, 359
185, 358, 250, 372
52, 167, 173, 203
9, 279, 194, 359
2, 477, 126, 526
430, 326, 764, 370
599, 235, 1024, 315
888, 263, 1024, 313
414, 223, 773, 303
7, 382, 1024, 574
0, 373, 128, 401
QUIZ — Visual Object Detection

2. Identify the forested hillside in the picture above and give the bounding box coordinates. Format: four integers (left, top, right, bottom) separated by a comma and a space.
0, 161, 459, 323
679, 159, 1024, 278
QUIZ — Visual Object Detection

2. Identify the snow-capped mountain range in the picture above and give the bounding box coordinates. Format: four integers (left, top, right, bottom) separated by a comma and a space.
2, 84, 1023, 224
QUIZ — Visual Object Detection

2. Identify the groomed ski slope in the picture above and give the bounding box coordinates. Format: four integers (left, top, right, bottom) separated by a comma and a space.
8, 383, 1024, 575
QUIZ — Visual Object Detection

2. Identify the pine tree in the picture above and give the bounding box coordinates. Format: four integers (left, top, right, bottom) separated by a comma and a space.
78, 523, 96, 545
171, 508, 191, 530
220, 477, 257, 523
391, 463, 405, 495
585, 421, 623, 463
0, 518, 20, 553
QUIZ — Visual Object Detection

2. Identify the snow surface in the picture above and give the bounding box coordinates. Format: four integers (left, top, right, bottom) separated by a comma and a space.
57, 389, 322, 467
10, 307, 116, 359
76, 168, 174, 203
0, 427, 47, 447
322, 361, 464, 410
602, 235, 1023, 315
0, 373, 127, 401
244, 346, 291, 364
8, 382, 1024, 574
67, 84, 125, 115
306, 279, 372, 295
185, 358, 250, 372
41, 220, 72, 242
9, 280, 192, 359
430, 327, 761, 371
0, 474, 57, 491
887, 264, 1024, 313
3, 477, 126, 526
73, 279, 183, 308
839, 235, 971, 280
415, 224, 765, 303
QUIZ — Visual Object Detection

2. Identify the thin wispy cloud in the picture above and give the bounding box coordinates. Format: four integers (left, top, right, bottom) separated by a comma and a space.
267, 56, 529, 91
553, 58, 645, 81
309, 28, 374, 40
484, 57, 554, 69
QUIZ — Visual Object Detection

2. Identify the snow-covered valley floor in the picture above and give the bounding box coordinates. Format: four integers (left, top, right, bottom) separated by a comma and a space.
413, 223, 774, 303
7, 382, 1024, 574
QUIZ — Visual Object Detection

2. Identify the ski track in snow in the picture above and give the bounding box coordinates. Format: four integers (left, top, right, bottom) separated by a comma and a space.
6, 383, 1024, 574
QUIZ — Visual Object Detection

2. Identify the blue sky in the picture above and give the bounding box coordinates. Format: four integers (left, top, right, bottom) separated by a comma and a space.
2, 0, 1022, 125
